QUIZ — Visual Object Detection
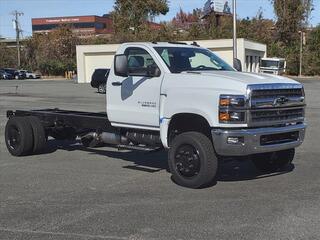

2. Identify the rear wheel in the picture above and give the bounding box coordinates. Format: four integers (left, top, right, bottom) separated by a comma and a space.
252, 148, 295, 173
168, 132, 218, 188
5, 117, 34, 156
26, 116, 47, 153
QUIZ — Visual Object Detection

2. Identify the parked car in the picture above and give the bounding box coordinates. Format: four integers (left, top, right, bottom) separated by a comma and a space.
90, 68, 110, 94
0, 69, 14, 79
3, 68, 26, 79
20, 70, 41, 79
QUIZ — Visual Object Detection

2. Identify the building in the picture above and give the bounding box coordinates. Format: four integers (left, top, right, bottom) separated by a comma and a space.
31, 15, 162, 37
76, 38, 267, 83
32, 15, 113, 36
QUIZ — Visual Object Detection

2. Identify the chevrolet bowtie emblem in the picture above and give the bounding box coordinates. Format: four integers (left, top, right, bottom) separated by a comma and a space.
273, 96, 289, 107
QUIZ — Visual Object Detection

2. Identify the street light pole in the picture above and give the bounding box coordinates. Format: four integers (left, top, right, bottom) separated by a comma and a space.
233, 0, 237, 61
299, 31, 304, 77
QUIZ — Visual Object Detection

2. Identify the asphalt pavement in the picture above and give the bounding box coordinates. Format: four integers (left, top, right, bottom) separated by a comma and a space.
0, 78, 319, 240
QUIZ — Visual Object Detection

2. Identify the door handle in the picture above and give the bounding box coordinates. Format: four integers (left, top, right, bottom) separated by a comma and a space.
112, 81, 122, 86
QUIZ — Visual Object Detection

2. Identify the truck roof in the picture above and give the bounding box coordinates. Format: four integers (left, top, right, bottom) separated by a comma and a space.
120, 42, 201, 48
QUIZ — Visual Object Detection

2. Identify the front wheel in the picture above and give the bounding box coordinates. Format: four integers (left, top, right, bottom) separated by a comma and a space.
252, 148, 295, 173
168, 132, 218, 188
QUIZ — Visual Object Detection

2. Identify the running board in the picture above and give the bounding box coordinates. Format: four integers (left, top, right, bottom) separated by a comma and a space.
117, 144, 162, 152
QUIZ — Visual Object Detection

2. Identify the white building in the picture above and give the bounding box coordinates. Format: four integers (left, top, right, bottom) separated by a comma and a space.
76, 38, 267, 83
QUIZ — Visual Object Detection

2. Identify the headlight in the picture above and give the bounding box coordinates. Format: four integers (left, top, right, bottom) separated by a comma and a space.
219, 95, 246, 123
219, 95, 245, 107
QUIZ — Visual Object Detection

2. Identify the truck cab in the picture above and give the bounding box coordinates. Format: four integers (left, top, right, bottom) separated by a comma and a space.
259, 57, 286, 75
5, 42, 306, 189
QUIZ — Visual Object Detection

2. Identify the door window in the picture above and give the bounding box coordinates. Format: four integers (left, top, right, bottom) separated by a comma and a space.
124, 47, 158, 75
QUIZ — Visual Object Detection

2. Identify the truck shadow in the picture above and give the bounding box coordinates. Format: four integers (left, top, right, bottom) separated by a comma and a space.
218, 160, 295, 182
44, 140, 295, 184
45, 139, 168, 173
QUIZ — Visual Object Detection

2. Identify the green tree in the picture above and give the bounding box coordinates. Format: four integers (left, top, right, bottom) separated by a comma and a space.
271, 0, 313, 44
304, 25, 320, 75
270, 0, 313, 75
238, 9, 274, 45
112, 0, 169, 40
23, 26, 81, 75
0, 43, 17, 68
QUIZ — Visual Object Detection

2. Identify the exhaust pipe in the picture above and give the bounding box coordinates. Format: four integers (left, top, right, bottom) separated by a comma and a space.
81, 132, 128, 147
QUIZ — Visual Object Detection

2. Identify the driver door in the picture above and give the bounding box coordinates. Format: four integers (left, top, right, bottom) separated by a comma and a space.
107, 46, 163, 129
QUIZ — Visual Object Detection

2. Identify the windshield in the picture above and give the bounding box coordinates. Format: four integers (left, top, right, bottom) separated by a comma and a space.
260, 60, 280, 68
154, 47, 234, 73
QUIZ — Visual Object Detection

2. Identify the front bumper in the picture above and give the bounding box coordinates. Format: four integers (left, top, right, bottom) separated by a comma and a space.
212, 123, 306, 156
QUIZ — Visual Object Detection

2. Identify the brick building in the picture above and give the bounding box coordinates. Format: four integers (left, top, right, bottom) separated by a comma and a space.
32, 15, 113, 36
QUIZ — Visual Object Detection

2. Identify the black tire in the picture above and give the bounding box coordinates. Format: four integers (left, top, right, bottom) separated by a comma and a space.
168, 131, 218, 188
252, 148, 295, 173
98, 83, 106, 94
26, 116, 47, 153
5, 117, 34, 156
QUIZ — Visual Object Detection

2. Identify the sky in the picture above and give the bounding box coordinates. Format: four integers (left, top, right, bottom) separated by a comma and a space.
0, 0, 319, 38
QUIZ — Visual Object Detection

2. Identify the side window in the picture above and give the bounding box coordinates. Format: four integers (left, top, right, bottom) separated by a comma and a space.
124, 47, 158, 74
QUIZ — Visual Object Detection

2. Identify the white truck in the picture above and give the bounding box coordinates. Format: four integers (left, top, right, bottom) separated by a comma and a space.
5, 42, 306, 188
259, 57, 286, 75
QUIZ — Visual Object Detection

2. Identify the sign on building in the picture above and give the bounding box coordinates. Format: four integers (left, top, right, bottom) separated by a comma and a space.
203, 0, 232, 18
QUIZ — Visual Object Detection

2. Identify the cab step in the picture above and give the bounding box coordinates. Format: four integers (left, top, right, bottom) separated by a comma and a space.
117, 144, 162, 152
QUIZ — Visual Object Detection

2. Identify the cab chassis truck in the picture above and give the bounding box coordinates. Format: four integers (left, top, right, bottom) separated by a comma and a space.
4, 42, 306, 188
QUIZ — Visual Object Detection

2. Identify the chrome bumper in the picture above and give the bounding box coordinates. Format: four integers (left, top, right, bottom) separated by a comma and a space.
211, 123, 306, 156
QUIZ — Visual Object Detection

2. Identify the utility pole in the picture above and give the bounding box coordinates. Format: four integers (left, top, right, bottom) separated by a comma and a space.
11, 10, 24, 69
232, 0, 237, 61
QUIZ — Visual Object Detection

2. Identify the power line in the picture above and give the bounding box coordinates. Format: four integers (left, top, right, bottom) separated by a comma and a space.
11, 10, 24, 68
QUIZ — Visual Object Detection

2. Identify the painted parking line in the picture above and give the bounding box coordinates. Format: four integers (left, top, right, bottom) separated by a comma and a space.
0, 228, 128, 240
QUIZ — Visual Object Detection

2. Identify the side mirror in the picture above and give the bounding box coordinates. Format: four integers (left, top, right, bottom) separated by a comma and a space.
233, 58, 242, 72
114, 54, 128, 77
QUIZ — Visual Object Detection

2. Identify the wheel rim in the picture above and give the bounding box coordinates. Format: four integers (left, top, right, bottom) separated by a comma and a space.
7, 126, 21, 150
174, 144, 201, 178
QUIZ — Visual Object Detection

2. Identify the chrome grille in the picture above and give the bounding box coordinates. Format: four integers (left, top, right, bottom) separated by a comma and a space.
250, 107, 304, 125
251, 88, 303, 99
247, 84, 305, 126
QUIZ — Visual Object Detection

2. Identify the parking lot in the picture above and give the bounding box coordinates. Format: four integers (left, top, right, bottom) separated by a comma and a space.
0, 78, 319, 240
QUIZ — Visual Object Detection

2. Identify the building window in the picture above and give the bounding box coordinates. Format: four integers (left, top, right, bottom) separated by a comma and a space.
32, 24, 58, 31
73, 22, 95, 28
95, 22, 106, 29
32, 22, 96, 31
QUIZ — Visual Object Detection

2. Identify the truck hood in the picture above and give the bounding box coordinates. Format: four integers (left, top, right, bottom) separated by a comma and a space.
163, 71, 301, 97
186, 70, 299, 85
